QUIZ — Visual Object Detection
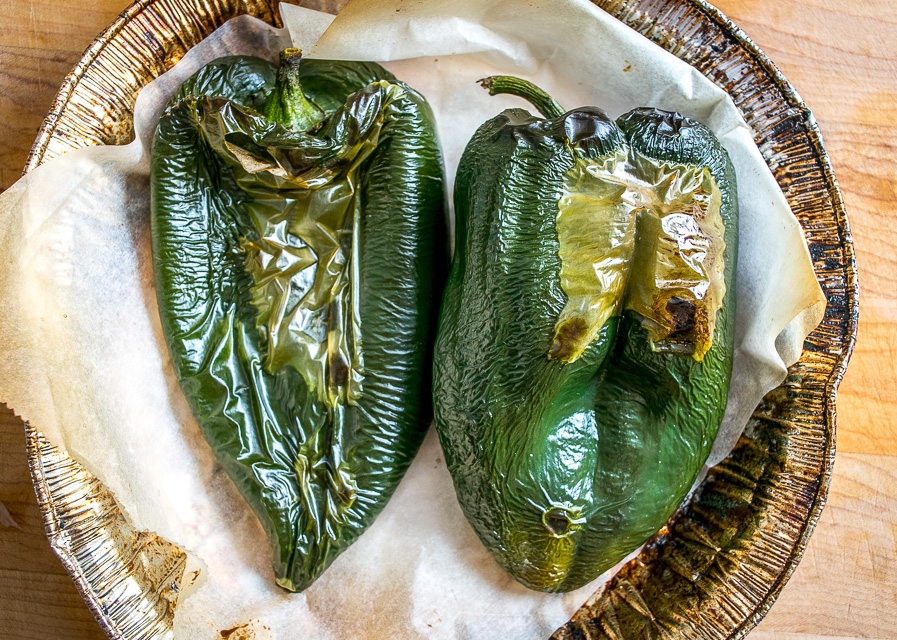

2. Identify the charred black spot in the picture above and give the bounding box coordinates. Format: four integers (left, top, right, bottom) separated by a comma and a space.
667, 296, 697, 334
542, 506, 583, 538
622, 107, 690, 136
616, 108, 713, 161
545, 511, 572, 536
559, 107, 624, 157
568, 625, 588, 640
549, 317, 588, 361
329, 354, 350, 386
563, 107, 615, 143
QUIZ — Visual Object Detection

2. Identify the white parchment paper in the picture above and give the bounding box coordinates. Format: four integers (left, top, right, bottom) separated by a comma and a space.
0, 1, 826, 638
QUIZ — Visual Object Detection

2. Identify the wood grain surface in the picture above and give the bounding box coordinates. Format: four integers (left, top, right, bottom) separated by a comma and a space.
0, 0, 895, 638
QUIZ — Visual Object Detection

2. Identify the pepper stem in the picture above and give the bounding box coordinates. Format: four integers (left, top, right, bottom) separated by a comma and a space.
263, 48, 326, 132
478, 76, 566, 119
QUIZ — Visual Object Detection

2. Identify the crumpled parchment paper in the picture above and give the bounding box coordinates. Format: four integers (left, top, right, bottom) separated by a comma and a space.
0, 0, 826, 638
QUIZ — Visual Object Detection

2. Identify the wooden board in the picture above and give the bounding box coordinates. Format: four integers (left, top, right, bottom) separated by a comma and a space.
1, 0, 895, 638
716, 0, 897, 459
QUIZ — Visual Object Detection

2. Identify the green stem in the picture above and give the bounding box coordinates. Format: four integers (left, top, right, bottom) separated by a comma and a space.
478, 76, 566, 119
263, 48, 326, 132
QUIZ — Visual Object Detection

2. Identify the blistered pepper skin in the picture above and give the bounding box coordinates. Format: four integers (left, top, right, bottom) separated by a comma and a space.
151, 56, 445, 591
433, 101, 737, 592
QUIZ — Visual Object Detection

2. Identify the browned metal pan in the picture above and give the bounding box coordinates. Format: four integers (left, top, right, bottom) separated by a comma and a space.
22, 0, 856, 637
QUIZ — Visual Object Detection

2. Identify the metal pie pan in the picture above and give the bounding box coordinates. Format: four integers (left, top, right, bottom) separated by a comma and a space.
23, 0, 857, 638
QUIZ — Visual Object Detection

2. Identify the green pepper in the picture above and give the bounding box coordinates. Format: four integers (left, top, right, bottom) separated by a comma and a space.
150, 50, 446, 591
433, 77, 737, 592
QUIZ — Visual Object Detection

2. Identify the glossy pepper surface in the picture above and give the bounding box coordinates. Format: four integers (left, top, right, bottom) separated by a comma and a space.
433, 77, 738, 592
150, 50, 445, 591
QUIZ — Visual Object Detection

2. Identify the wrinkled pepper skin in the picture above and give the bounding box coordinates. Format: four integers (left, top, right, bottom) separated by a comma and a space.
433, 95, 737, 592
151, 54, 445, 591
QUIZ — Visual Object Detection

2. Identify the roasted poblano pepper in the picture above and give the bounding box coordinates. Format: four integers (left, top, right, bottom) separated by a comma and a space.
151, 50, 445, 591
433, 77, 737, 592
